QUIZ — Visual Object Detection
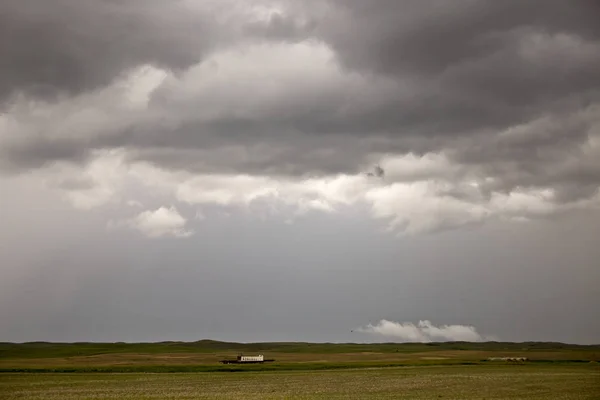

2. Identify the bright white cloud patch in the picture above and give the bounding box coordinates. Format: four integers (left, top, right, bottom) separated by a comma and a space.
125, 206, 192, 238
8, 150, 131, 211
356, 320, 487, 342
365, 182, 489, 233
151, 39, 400, 124
24, 147, 600, 237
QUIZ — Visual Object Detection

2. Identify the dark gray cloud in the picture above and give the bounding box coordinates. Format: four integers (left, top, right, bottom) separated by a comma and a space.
0, 0, 214, 103
1, 0, 600, 206
297, 0, 600, 201
1, 2, 600, 344
318, 0, 600, 75
1, 137, 91, 172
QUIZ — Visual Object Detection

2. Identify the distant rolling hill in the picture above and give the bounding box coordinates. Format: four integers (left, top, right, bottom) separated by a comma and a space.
1, 340, 598, 359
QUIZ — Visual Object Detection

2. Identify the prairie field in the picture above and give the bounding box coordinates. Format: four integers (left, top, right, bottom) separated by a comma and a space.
1, 340, 599, 371
1, 365, 599, 399
0, 341, 598, 399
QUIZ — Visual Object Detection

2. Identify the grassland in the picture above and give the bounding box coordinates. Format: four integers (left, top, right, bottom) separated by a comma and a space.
2, 365, 599, 399
0, 341, 598, 399
0, 340, 598, 372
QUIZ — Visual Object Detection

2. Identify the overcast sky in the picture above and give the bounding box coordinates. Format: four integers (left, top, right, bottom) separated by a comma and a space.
1, 0, 599, 344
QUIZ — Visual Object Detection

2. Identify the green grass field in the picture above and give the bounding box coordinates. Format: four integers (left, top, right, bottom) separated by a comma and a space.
1, 340, 598, 371
2, 365, 598, 399
1, 341, 598, 399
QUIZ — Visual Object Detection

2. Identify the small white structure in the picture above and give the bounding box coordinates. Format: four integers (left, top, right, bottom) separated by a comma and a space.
221, 354, 271, 364
238, 355, 264, 362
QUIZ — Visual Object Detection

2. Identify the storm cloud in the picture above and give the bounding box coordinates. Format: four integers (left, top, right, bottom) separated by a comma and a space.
0, 0, 211, 102
2, 1, 599, 221
1, 1, 599, 343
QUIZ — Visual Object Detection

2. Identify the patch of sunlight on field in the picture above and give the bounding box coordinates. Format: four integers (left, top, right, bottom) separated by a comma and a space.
1, 365, 599, 399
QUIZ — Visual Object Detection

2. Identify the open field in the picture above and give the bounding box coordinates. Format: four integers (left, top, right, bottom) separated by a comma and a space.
1, 342, 598, 398
1, 341, 598, 372
1, 365, 599, 399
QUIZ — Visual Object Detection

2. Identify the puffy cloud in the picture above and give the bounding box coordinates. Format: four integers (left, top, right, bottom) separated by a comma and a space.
1, 0, 599, 236
122, 206, 192, 239
13, 148, 595, 235
0, 0, 212, 103
356, 319, 487, 342
0, 0, 311, 104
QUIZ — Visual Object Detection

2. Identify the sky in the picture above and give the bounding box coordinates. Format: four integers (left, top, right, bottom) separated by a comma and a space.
1, 0, 599, 344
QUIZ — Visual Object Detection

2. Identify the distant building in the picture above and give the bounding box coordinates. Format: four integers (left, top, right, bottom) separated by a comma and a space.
238, 355, 264, 362
221, 354, 271, 364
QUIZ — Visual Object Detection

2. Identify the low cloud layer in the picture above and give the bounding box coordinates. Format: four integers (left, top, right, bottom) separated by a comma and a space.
10, 148, 597, 235
356, 320, 488, 342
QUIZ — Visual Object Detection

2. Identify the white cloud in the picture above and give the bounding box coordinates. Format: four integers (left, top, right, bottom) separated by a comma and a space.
151, 39, 402, 127
364, 181, 490, 234
23, 148, 600, 237
378, 152, 463, 183
174, 173, 364, 212
356, 319, 488, 342
125, 206, 193, 238
39, 150, 130, 210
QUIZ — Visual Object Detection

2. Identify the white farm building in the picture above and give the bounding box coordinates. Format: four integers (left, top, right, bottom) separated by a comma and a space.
238, 355, 264, 362
221, 354, 270, 364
